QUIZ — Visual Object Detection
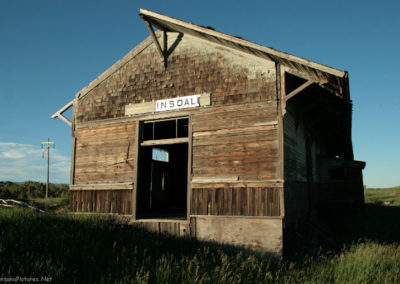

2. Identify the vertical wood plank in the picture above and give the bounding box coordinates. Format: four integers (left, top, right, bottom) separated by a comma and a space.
206, 189, 212, 215
202, 188, 208, 215
255, 188, 261, 216
232, 187, 237, 215
240, 187, 247, 216
187, 114, 193, 220
211, 187, 216, 215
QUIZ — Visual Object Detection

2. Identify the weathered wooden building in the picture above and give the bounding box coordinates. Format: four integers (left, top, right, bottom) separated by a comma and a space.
52, 9, 365, 255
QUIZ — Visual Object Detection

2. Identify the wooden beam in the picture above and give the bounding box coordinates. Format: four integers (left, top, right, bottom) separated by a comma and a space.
144, 20, 164, 58
70, 137, 76, 185
57, 113, 72, 126
186, 115, 193, 221
51, 99, 74, 119
191, 179, 284, 188
51, 99, 74, 127
70, 183, 134, 191
163, 29, 168, 67
192, 175, 239, 184
140, 137, 188, 146
285, 80, 314, 101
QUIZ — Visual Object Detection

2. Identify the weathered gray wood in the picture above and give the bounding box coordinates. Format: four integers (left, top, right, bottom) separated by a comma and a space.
191, 187, 281, 216
140, 137, 188, 146
125, 101, 156, 116
51, 99, 74, 127
191, 180, 284, 188
70, 137, 76, 185
144, 20, 164, 58
51, 99, 75, 118
192, 175, 239, 184
70, 183, 134, 190
132, 121, 140, 220
57, 114, 72, 126
187, 114, 193, 220
277, 63, 285, 185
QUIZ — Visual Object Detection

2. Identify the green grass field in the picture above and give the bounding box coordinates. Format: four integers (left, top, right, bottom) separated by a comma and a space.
365, 186, 400, 206
0, 187, 399, 283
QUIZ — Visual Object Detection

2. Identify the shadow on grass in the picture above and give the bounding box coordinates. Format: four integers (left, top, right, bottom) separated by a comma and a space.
0, 209, 279, 283
325, 203, 400, 245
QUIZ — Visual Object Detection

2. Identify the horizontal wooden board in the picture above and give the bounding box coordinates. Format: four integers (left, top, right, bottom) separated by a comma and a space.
192, 102, 277, 132
193, 157, 278, 169
74, 171, 135, 184
73, 121, 136, 185
70, 183, 134, 190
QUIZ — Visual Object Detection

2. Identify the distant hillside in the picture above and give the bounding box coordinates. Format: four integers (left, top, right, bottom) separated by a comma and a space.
365, 186, 400, 206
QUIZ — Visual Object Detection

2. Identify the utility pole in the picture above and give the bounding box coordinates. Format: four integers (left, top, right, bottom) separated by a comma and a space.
41, 138, 55, 199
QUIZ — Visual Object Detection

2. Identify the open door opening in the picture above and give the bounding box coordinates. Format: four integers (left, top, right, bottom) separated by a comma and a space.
137, 118, 189, 219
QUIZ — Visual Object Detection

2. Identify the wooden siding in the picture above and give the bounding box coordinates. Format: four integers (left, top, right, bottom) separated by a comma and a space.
71, 33, 281, 220
191, 187, 281, 216
76, 33, 277, 124
74, 122, 136, 184
283, 110, 308, 182
71, 190, 133, 214
192, 102, 279, 181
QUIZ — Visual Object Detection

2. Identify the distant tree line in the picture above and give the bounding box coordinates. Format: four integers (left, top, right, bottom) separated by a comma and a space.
0, 181, 69, 199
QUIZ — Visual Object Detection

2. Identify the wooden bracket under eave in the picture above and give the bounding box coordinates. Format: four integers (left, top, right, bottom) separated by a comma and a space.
142, 19, 172, 68
285, 80, 315, 101
144, 20, 163, 57
51, 99, 74, 127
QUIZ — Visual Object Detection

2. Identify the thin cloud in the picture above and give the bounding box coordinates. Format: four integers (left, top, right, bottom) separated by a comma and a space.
0, 142, 70, 184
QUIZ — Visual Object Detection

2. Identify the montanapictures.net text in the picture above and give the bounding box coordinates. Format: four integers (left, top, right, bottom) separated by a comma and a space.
0, 277, 52, 282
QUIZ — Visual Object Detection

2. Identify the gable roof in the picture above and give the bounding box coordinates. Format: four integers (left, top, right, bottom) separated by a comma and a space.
52, 8, 347, 122
140, 9, 346, 78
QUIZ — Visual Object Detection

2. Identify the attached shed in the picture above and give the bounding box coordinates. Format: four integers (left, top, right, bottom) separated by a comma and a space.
53, 9, 365, 256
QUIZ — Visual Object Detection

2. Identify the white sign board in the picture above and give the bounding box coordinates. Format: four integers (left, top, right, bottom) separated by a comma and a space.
156, 94, 201, 112
125, 93, 211, 116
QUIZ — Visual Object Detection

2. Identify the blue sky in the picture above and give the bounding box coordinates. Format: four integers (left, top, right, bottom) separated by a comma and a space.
0, 0, 399, 187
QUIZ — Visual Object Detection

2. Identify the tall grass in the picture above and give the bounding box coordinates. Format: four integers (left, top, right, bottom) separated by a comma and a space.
1, 207, 399, 283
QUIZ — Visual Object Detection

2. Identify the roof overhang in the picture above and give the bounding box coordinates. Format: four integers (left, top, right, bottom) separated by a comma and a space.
139, 9, 346, 79
51, 99, 74, 126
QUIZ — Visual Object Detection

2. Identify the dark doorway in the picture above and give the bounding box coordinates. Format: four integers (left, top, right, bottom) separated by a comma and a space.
137, 118, 189, 219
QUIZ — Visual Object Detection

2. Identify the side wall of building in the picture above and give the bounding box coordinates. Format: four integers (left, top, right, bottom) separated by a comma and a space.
282, 75, 364, 252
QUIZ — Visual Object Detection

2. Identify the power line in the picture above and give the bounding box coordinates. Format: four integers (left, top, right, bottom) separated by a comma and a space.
41, 138, 55, 199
